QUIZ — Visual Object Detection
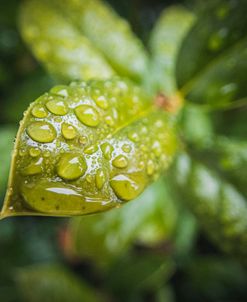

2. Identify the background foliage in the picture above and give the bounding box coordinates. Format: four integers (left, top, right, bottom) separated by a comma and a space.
0, 0, 247, 301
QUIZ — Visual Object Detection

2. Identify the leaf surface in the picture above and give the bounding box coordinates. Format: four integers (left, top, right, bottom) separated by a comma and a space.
1, 78, 177, 218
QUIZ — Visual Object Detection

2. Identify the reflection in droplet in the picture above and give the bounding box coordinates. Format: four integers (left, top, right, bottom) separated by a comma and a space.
27, 121, 56, 143
57, 153, 87, 180
75, 105, 100, 127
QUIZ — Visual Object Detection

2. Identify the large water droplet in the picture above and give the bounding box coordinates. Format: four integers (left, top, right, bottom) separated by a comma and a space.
112, 155, 128, 169
110, 174, 145, 201
84, 145, 98, 154
75, 105, 100, 127
46, 98, 68, 115
57, 153, 87, 180
101, 142, 113, 160
96, 169, 106, 190
61, 123, 77, 140
32, 104, 48, 118
27, 121, 56, 143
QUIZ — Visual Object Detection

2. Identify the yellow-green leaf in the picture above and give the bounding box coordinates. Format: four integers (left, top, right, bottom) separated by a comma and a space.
1, 78, 177, 218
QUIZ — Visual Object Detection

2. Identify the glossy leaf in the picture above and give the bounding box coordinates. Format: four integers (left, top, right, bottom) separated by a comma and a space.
146, 6, 194, 96
176, 0, 247, 108
1, 78, 177, 218
19, 0, 115, 82
51, 0, 148, 82
16, 265, 103, 302
173, 153, 247, 259
67, 179, 178, 266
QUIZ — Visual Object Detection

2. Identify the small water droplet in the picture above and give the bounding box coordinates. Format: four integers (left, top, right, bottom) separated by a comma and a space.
57, 153, 87, 180
27, 121, 56, 143
147, 159, 155, 176
86, 175, 94, 183
105, 116, 115, 126
101, 142, 113, 160
95, 95, 109, 109
84, 145, 98, 154
43, 150, 51, 158
96, 169, 106, 190
110, 174, 145, 201
138, 161, 145, 170
79, 136, 88, 145
152, 141, 162, 157
29, 147, 41, 157
22, 157, 43, 176
112, 155, 128, 169
19, 149, 26, 157
46, 98, 68, 115
128, 131, 140, 142
32, 104, 48, 118
122, 144, 131, 153
62, 123, 77, 140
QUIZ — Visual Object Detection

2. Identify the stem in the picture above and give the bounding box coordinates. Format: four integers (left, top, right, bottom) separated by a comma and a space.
154, 92, 184, 114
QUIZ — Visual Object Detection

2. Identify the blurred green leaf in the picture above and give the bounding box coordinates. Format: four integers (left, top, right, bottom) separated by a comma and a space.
146, 6, 194, 96
16, 265, 104, 302
0, 126, 16, 200
50, 0, 148, 82
69, 179, 178, 266
173, 153, 247, 259
105, 253, 174, 298
177, 0, 247, 108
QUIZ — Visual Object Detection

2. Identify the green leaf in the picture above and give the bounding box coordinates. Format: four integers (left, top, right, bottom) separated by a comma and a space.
176, 0, 247, 108
146, 6, 194, 96
68, 179, 178, 266
19, 0, 115, 83
51, 0, 148, 82
0, 126, 16, 199
105, 253, 174, 296
16, 265, 103, 302
173, 153, 247, 259
214, 137, 247, 198
1, 78, 177, 218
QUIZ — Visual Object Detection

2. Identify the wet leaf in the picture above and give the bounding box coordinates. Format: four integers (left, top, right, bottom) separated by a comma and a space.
68, 179, 178, 266
19, 0, 115, 83
146, 6, 194, 96
176, 0, 247, 108
51, 0, 148, 82
173, 153, 247, 259
16, 265, 104, 302
1, 78, 177, 218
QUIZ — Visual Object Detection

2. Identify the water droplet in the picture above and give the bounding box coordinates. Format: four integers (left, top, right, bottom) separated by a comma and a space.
112, 155, 128, 169
32, 104, 48, 118
122, 144, 131, 153
95, 95, 109, 109
147, 159, 155, 176
84, 145, 98, 154
128, 131, 140, 142
27, 121, 56, 143
138, 161, 145, 170
46, 98, 68, 115
22, 157, 43, 176
43, 150, 51, 158
57, 153, 87, 180
101, 142, 113, 159
105, 116, 115, 126
96, 169, 106, 190
19, 149, 26, 157
86, 175, 94, 183
62, 123, 77, 140
152, 141, 162, 157
79, 136, 88, 145
29, 147, 41, 157
75, 105, 100, 127
50, 85, 69, 97
110, 174, 145, 201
